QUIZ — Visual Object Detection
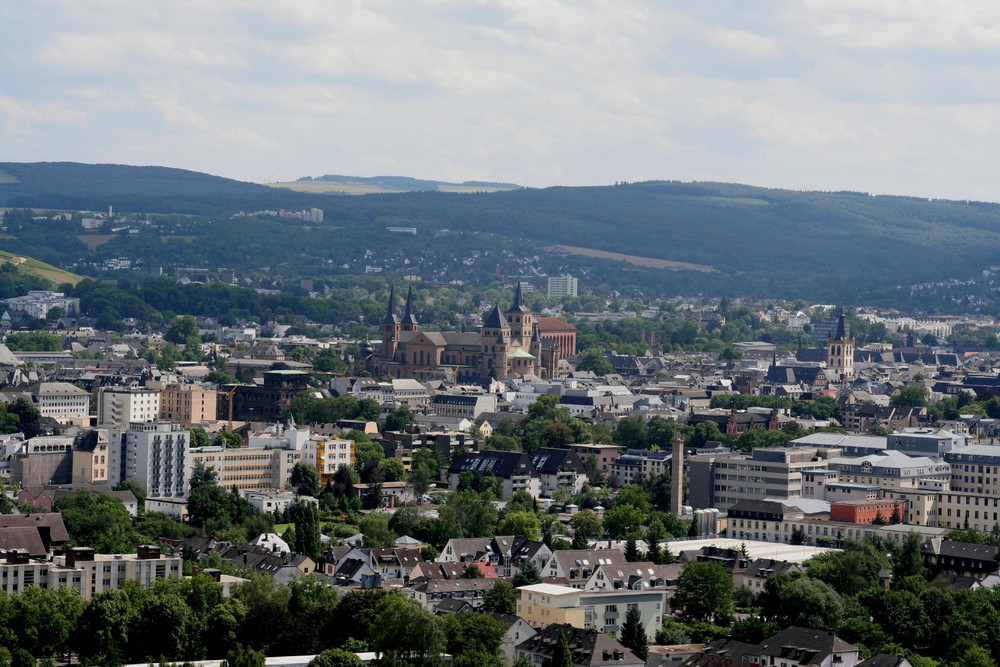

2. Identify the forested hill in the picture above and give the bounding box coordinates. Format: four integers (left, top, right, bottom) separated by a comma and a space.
6, 162, 1000, 302
0, 162, 322, 213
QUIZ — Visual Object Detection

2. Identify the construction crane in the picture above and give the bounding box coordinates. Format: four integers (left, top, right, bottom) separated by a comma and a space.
224, 385, 240, 430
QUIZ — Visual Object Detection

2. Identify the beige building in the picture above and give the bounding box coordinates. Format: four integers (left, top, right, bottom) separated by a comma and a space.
517, 582, 665, 640
97, 386, 161, 428
156, 382, 217, 425
30, 382, 90, 423
190, 446, 304, 492
0, 545, 181, 600
72, 429, 110, 485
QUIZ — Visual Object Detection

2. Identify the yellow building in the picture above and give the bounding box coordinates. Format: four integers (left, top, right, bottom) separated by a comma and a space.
517, 583, 587, 629
316, 438, 355, 486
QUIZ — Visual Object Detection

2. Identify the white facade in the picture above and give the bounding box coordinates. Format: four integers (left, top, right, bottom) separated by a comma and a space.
110, 422, 190, 497
547, 275, 579, 299
98, 386, 161, 428
2, 291, 80, 319
32, 382, 90, 420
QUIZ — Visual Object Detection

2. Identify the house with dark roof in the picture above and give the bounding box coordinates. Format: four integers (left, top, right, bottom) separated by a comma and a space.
438, 535, 552, 577
448, 450, 540, 498
0, 513, 69, 557
922, 538, 1000, 578
515, 623, 643, 667
532, 447, 588, 496
684, 627, 861, 667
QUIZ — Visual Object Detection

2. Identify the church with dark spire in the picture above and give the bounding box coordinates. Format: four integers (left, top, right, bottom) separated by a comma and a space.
364, 284, 565, 381
826, 306, 855, 384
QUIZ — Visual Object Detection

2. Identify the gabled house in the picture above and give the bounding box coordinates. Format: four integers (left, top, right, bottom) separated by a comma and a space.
684, 627, 861, 667
448, 450, 540, 498
514, 623, 643, 667
438, 535, 552, 577
532, 447, 588, 496
541, 548, 627, 589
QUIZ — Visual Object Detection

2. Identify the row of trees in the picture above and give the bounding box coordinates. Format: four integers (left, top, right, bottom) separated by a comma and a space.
0, 570, 515, 667
660, 533, 1000, 667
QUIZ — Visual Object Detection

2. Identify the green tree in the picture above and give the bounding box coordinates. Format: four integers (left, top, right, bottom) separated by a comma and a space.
550, 630, 573, 667
497, 511, 542, 541
460, 563, 484, 579
75, 589, 138, 667
512, 559, 542, 587
482, 579, 517, 615
383, 406, 415, 432
760, 574, 844, 631
379, 458, 406, 483
603, 505, 644, 539
443, 611, 507, 664
189, 427, 210, 448
359, 513, 396, 548
54, 489, 138, 553
165, 315, 200, 344
289, 462, 321, 496
190, 460, 218, 490
113, 479, 147, 512
8, 399, 41, 439
894, 532, 928, 580
624, 538, 642, 562
410, 463, 434, 496
213, 431, 243, 449
354, 398, 382, 421
672, 562, 733, 622
890, 386, 930, 408
369, 594, 445, 666
620, 606, 649, 660
290, 501, 322, 559
569, 510, 602, 541
575, 349, 613, 375
222, 646, 267, 667
307, 649, 364, 667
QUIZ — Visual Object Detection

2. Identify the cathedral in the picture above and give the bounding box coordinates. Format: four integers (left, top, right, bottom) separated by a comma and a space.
361, 284, 566, 381
826, 306, 855, 384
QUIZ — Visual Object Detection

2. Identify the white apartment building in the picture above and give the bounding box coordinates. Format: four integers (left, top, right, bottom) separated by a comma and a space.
547, 275, 579, 299
0, 545, 181, 600
98, 386, 161, 428
1, 291, 80, 319
108, 422, 190, 497
30, 382, 90, 421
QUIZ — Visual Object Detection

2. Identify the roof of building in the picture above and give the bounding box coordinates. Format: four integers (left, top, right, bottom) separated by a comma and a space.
447, 450, 535, 478
482, 306, 510, 329
531, 448, 587, 475
515, 623, 641, 667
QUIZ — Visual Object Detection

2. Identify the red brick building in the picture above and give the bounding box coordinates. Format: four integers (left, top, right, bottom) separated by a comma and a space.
535, 316, 577, 361
830, 499, 907, 524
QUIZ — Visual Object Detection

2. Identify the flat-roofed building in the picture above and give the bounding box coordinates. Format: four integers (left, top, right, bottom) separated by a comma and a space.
156, 382, 217, 425
0, 545, 181, 600
98, 386, 160, 428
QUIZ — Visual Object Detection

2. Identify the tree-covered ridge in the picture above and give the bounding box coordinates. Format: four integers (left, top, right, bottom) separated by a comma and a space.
10, 163, 1000, 303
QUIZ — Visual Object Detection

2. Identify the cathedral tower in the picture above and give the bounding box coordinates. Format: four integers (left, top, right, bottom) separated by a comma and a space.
826, 306, 855, 384
381, 285, 401, 362
401, 285, 419, 332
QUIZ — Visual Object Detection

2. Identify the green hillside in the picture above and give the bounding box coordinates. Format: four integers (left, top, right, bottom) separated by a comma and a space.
0, 251, 83, 286
4, 162, 1000, 304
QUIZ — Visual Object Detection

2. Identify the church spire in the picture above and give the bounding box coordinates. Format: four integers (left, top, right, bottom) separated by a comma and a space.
402, 285, 419, 328
835, 305, 848, 340
383, 285, 400, 324
507, 281, 529, 313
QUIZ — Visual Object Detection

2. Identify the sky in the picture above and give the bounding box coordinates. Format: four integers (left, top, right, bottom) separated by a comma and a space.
3, 1, 1000, 200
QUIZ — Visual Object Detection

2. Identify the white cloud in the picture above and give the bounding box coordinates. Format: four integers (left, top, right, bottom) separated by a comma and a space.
3, 1, 1000, 200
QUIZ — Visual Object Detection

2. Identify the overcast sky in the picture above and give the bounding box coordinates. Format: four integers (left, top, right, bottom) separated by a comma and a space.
4, 1, 1000, 200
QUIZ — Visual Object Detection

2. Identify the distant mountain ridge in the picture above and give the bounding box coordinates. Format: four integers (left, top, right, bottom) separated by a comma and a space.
273, 173, 520, 195
4, 161, 1000, 304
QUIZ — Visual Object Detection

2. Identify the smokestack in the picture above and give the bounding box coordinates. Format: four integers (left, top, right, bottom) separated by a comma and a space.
671, 433, 684, 516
